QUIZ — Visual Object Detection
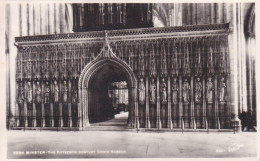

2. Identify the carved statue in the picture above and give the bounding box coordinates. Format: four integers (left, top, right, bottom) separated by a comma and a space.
53, 80, 59, 103
218, 77, 226, 102
206, 77, 214, 102
44, 82, 50, 103
149, 78, 156, 104
35, 81, 42, 104
138, 78, 145, 105
17, 82, 24, 105
62, 81, 68, 103
195, 77, 202, 103
160, 78, 167, 104
172, 78, 178, 104
182, 78, 190, 103
26, 81, 33, 103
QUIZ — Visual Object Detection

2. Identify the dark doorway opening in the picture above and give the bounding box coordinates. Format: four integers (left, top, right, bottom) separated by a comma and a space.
88, 64, 130, 126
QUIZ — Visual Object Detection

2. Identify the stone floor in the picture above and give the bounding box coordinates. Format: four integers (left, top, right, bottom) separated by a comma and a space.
7, 129, 257, 159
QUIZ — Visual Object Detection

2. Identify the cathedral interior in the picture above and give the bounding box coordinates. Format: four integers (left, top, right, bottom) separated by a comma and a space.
5, 3, 256, 131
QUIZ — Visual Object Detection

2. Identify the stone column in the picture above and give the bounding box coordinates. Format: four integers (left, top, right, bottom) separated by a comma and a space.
50, 103, 54, 127
32, 82, 36, 127
82, 87, 89, 127
68, 103, 72, 127
191, 4, 197, 25
215, 77, 220, 129
134, 86, 139, 129
191, 76, 196, 129
15, 103, 20, 127
210, 3, 215, 24
156, 77, 161, 128
229, 3, 241, 132
216, 3, 224, 24
202, 76, 206, 128
49, 4, 55, 34
167, 76, 173, 128
24, 102, 28, 127
41, 83, 45, 127
41, 103, 45, 127
59, 4, 66, 33
59, 103, 63, 127
78, 88, 83, 128
174, 3, 182, 26
145, 77, 150, 128
247, 37, 253, 113
178, 76, 183, 128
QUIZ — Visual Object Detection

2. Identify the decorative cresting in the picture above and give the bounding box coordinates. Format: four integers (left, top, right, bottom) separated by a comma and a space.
78, 31, 138, 128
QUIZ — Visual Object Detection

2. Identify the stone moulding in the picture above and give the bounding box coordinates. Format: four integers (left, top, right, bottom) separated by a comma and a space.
15, 23, 230, 45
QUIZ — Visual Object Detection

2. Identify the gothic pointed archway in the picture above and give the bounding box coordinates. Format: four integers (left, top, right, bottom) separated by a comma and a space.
78, 36, 138, 129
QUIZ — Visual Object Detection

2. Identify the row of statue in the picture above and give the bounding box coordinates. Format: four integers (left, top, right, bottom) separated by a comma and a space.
17, 80, 78, 105
138, 77, 227, 104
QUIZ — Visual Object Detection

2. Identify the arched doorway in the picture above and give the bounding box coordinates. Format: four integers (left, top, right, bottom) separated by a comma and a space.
78, 57, 138, 129
88, 64, 129, 123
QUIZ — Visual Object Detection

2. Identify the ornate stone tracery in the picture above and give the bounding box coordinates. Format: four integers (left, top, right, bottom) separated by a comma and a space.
14, 23, 231, 129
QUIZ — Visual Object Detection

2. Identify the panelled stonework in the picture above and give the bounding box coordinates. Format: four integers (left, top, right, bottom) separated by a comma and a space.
14, 23, 233, 130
